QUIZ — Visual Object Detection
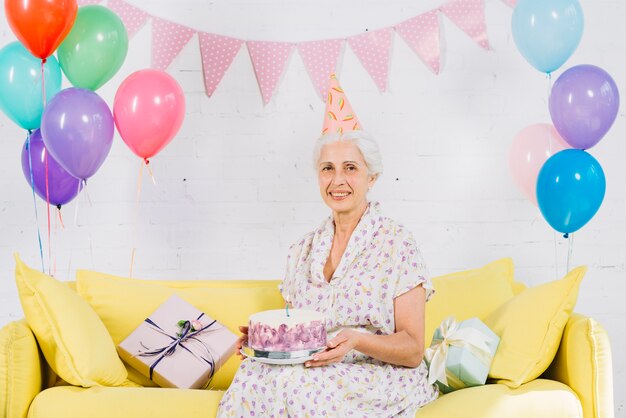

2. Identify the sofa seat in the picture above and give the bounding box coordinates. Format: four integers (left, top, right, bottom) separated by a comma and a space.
416, 379, 582, 417
27, 379, 581, 418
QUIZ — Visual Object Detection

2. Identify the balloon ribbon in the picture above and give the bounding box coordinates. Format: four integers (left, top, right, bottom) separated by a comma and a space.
26, 131, 45, 272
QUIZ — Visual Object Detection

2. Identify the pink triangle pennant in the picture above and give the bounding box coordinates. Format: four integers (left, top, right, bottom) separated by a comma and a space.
151, 17, 196, 71
107, 0, 149, 38
395, 11, 441, 74
440, 0, 491, 51
297, 39, 343, 101
198, 33, 244, 97
347, 28, 393, 92
247, 41, 294, 105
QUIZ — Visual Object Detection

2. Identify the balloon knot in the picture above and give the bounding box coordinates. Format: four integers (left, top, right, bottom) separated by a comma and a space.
56, 204, 62, 211
563, 233, 569, 239
42, 58, 47, 64
144, 158, 150, 165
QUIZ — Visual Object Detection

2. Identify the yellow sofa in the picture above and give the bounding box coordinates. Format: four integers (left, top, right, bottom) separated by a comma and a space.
0, 263, 614, 418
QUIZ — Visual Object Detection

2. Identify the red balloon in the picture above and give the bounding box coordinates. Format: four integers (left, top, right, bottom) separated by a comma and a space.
113, 70, 186, 161
5, 0, 78, 59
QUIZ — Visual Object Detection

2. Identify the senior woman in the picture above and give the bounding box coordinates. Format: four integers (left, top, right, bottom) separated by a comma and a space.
217, 76, 438, 417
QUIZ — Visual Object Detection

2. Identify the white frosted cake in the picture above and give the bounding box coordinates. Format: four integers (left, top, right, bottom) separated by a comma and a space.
248, 309, 326, 352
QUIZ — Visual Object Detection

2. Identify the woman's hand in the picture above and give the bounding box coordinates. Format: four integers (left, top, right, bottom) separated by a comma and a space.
305, 329, 361, 368
236, 325, 248, 360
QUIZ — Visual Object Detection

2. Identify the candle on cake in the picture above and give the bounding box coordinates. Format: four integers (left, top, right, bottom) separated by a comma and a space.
248, 309, 326, 352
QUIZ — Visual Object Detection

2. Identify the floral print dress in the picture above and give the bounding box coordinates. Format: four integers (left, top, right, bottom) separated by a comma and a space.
217, 201, 439, 417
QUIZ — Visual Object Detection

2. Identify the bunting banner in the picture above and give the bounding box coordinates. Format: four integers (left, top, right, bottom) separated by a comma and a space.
440, 0, 491, 50
298, 39, 344, 101
108, 0, 149, 38
347, 28, 394, 93
151, 17, 196, 71
88, 0, 515, 104
247, 41, 295, 105
395, 11, 442, 74
198, 33, 244, 97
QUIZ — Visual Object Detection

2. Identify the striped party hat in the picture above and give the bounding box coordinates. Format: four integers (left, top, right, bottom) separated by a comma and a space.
321, 73, 361, 135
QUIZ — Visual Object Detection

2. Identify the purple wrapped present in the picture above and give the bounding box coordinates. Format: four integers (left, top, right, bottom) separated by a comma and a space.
118, 294, 238, 389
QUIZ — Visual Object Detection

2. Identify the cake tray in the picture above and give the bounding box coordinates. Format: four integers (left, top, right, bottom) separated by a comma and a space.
241, 343, 326, 365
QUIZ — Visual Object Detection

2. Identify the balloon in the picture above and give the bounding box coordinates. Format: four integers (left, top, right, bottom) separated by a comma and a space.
4, 0, 77, 59
113, 69, 186, 161
41, 88, 114, 180
537, 149, 605, 235
512, 0, 584, 74
21, 129, 82, 207
0, 42, 62, 130
57, 5, 128, 90
509, 123, 570, 205
549, 65, 620, 150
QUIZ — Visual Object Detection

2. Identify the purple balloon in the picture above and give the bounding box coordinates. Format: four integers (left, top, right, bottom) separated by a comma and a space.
41, 87, 114, 180
21, 129, 82, 207
549, 64, 619, 150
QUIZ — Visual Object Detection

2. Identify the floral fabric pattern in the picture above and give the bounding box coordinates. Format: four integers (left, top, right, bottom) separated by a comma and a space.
218, 202, 438, 417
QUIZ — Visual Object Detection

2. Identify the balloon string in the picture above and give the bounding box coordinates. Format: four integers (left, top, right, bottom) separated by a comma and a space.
26, 131, 45, 272
130, 160, 144, 278
41, 59, 47, 107
145, 159, 156, 185
546, 72, 552, 101
53, 205, 57, 278
45, 148, 51, 275
552, 230, 559, 281
57, 206, 65, 229
566, 233, 574, 273
73, 181, 81, 227
83, 179, 93, 207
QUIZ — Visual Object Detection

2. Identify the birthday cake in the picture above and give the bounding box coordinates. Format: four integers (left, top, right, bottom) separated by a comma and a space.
248, 309, 327, 352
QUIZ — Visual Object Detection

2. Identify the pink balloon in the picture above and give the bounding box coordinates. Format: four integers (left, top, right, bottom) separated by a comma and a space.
509, 123, 570, 205
113, 69, 185, 160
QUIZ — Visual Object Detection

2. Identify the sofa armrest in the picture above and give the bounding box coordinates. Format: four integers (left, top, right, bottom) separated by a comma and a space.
0, 320, 45, 418
543, 313, 614, 418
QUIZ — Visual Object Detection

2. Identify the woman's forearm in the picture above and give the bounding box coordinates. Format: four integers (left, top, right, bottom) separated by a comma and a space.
352, 330, 424, 368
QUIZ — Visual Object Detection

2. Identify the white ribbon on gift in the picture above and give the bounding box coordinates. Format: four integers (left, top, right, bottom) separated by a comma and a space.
424, 316, 493, 388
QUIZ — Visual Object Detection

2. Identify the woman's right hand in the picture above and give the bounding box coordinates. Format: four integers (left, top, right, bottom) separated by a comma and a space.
236, 325, 248, 359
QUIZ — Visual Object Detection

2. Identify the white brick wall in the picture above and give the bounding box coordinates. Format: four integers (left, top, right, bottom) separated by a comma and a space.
1, 0, 624, 413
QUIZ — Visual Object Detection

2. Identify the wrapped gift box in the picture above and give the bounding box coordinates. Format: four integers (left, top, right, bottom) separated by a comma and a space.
118, 294, 238, 389
425, 317, 499, 394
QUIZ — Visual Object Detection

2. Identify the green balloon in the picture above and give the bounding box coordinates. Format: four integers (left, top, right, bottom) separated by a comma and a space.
58, 5, 128, 90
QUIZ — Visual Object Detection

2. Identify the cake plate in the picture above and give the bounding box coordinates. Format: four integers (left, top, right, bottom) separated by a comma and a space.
241, 343, 326, 365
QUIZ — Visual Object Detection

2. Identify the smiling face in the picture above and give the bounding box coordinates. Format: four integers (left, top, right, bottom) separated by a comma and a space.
317, 140, 377, 217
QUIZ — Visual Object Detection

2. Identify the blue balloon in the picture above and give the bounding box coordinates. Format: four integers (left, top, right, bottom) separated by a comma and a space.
512, 0, 584, 74
0, 42, 62, 130
537, 149, 605, 235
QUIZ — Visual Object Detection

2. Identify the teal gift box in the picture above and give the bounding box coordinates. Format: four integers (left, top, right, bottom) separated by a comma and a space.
425, 316, 499, 394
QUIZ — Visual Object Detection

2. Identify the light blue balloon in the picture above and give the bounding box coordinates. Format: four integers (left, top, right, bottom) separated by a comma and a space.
537, 149, 605, 236
512, 0, 584, 74
0, 42, 62, 130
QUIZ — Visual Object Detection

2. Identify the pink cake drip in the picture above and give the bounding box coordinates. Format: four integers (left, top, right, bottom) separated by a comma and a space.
248, 320, 327, 352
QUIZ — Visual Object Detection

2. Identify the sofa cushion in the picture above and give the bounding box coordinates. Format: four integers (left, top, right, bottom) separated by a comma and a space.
29, 386, 224, 418
75, 269, 285, 390
416, 379, 582, 417
14, 255, 128, 387
27, 379, 581, 418
425, 258, 516, 348
484, 266, 586, 388
0, 319, 42, 418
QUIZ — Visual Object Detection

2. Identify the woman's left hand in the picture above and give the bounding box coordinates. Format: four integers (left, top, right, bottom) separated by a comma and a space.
305, 329, 360, 368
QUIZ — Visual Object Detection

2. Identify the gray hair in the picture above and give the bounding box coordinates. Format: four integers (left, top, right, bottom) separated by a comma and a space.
312, 130, 383, 178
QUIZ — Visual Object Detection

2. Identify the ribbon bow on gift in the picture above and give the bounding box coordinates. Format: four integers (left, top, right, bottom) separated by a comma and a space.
138, 314, 218, 382
424, 316, 493, 389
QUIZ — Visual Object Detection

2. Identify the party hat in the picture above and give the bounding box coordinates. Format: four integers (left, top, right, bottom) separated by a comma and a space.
321, 73, 362, 135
